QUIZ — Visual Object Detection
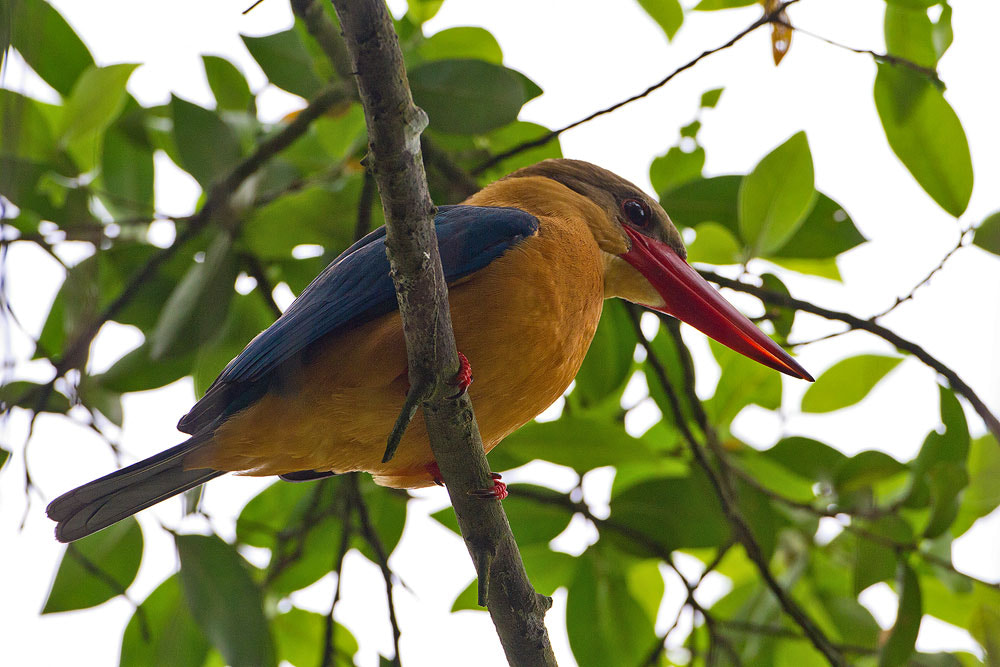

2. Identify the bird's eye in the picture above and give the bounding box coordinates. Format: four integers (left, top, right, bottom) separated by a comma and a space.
621, 198, 651, 228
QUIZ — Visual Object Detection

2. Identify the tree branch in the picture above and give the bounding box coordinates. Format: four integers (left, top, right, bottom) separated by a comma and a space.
329, 2, 556, 664
346, 475, 401, 664
472, 0, 800, 175
698, 270, 1000, 443
624, 306, 846, 665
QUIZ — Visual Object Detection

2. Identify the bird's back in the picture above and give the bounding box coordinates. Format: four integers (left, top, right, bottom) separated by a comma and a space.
186, 176, 608, 487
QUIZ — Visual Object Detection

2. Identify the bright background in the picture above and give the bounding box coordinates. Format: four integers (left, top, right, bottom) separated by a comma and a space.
3, 0, 999, 665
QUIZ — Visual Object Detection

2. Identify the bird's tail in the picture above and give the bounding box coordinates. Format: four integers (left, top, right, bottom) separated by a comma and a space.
46, 433, 224, 543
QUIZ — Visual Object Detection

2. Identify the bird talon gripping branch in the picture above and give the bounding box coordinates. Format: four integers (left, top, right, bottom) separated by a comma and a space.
468, 473, 508, 501
47, 159, 811, 543
447, 351, 473, 399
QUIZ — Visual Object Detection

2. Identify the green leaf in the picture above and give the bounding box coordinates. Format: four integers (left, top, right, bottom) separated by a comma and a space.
686, 222, 742, 265
242, 29, 324, 99
57, 63, 139, 155
175, 533, 276, 667
969, 603, 1000, 664
912, 386, 970, 473
680, 120, 701, 138
0, 89, 57, 161
8, 0, 95, 96
461, 120, 562, 183
773, 194, 866, 259
854, 516, 911, 594
874, 63, 973, 217
931, 5, 953, 61
0, 380, 71, 414
236, 478, 344, 596
410, 59, 530, 135
953, 435, 1000, 536
417, 27, 503, 64
573, 300, 634, 408
972, 211, 1000, 256
489, 417, 654, 474
801, 354, 902, 413
637, 0, 684, 40
762, 436, 847, 485
885, 4, 938, 68
649, 145, 705, 194
351, 479, 408, 564
192, 291, 275, 397
706, 338, 783, 431
407, 0, 444, 24
150, 233, 238, 360
43, 517, 143, 613
120, 575, 210, 667
273, 607, 358, 667
96, 342, 195, 395
834, 450, 908, 498
660, 176, 739, 228
0, 448, 9, 470
701, 87, 724, 108
739, 131, 817, 256
170, 95, 242, 189
608, 472, 729, 554
693, 0, 756, 9
760, 273, 794, 341
566, 545, 656, 666
242, 182, 357, 260
734, 448, 816, 504
202, 56, 253, 112
493, 485, 573, 545
880, 562, 922, 667
102, 122, 155, 217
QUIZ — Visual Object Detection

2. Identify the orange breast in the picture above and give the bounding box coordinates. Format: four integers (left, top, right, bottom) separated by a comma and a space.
190, 207, 606, 488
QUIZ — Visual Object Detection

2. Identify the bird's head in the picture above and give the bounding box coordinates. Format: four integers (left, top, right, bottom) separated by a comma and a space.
508, 159, 813, 381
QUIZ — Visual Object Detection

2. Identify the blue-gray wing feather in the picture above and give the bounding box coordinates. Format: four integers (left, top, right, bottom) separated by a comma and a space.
177, 205, 538, 434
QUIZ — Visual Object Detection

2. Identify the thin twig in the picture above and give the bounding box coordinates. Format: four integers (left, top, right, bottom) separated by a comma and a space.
624, 307, 846, 665
472, 0, 800, 175
322, 483, 354, 667
346, 475, 402, 664
699, 270, 1000, 443
241, 252, 283, 319
869, 227, 971, 320
774, 17, 943, 87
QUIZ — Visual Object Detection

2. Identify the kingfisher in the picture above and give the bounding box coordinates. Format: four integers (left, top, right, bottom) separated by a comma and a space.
48, 159, 812, 542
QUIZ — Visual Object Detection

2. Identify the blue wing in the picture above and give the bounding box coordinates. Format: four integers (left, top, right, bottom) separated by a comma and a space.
177, 205, 538, 434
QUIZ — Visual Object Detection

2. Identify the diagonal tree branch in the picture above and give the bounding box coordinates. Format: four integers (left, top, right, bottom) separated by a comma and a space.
328, 2, 556, 665
624, 305, 846, 665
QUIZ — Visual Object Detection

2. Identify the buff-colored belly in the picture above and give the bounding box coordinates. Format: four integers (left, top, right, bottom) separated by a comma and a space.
188, 217, 605, 488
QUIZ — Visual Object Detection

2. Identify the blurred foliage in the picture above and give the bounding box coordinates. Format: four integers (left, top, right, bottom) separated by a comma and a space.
3, 0, 997, 665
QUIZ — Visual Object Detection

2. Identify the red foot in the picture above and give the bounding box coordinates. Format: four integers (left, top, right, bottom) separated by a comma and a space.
468, 473, 508, 501
448, 352, 473, 399
425, 462, 445, 487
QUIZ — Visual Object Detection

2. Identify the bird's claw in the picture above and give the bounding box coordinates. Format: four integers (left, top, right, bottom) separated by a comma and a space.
468, 472, 508, 501
447, 352, 473, 399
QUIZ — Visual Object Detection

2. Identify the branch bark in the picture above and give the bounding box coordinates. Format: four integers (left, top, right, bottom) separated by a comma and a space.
329, 2, 556, 664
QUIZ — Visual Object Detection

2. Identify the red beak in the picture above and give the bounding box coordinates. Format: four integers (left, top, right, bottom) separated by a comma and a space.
622, 226, 813, 382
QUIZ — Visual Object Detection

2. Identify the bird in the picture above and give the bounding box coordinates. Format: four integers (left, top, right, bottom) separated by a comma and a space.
47, 159, 812, 542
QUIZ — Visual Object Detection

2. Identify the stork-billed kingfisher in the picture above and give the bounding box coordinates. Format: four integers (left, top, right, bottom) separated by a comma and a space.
48, 159, 812, 542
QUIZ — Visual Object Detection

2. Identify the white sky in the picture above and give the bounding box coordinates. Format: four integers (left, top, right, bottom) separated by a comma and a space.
3, 0, 999, 665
